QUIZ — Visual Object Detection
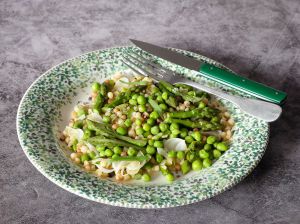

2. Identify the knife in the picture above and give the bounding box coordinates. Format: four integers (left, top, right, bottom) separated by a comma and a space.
130, 39, 287, 105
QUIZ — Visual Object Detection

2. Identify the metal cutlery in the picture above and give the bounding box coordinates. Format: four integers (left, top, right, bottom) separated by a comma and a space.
122, 51, 282, 122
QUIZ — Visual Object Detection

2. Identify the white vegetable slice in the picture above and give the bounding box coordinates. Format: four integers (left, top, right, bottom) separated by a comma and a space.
157, 148, 168, 158
76, 114, 86, 121
164, 138, 187, 152
114, 77, 129, 91
87, 110, 102, 123
96, 165, 114, 174
64, 126, 84, 145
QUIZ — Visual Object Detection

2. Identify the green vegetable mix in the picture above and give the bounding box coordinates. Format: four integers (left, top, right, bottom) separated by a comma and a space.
62, 72, 233, 182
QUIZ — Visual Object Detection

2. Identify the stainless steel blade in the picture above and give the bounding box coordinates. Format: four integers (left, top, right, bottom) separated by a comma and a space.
130, 39, 202, 71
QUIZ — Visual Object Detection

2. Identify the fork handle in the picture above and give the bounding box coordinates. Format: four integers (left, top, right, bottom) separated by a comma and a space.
179, 80, 282, 122
199, 63, 287, 105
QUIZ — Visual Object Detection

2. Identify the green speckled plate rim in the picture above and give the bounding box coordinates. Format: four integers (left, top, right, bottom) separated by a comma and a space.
16, 46, 269, 208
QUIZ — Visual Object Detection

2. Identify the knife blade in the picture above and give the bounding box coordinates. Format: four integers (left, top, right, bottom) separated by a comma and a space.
130, 39, 287, 105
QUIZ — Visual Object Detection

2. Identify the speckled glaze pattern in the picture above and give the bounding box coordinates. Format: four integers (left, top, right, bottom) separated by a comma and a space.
17, 47, 269, 208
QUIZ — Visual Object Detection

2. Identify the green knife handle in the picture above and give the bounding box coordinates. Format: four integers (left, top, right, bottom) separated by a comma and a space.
199, 63, 287, 105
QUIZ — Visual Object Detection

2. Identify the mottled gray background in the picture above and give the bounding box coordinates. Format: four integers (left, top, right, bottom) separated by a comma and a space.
1, 0, 299, 223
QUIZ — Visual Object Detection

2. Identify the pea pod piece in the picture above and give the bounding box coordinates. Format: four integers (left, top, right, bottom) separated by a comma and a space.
93, 93, 104, 110
148, 98, 163, 116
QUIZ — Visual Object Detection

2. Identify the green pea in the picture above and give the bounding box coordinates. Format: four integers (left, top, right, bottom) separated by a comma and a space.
147, 118, 156, 126
181, 160, 191, 174
203, 158, 212, 168
136, 127, 144, 136
213, 142, 219, 148
80, 154, 90, 163
143, 123, 151, 132
99, 151, 106, 157
146, 145, 156, 155
116, 127, 127, 136
192, 131, 202, 141
138, 105, 147, 112
199, 101, 206, 109
159, 103, 167, 111
177, 151, 185, 160
204, 144, 212, 150
211, 116, 220, 123
207, 136, 217, 144
129, 99, 137, 105
72, 140, 78, 151
77, 108, 87, 117
180, 128, 188, 138
134, 173, 142, 180
186, 152, 196, 162
185, 136, 194, 144
141, 173, 151, 182
150, 111, 159, 119
170, 134, 178, 138
113, 146, 122, 155
92, 82, 101, 92
166, 173, 175, 182
148, 139, 155, 146
150, 126, 160, 135
102, 116, 111, 123
105, 149, 113, 157
156, 95, 163, 102
171, 129, 181, 136
162, 92, 169, 100
135, 119, 142, 126
167, 150, 177, 158
96, 145, 106, 152
159, 123, 168, 132
152, 87, 160, 94
124, 119, 132, 127
111, 154, 118, 160
127, 148, 137, 156
199, 149, 209, 159
132, 94, 139, 100
137, 95, 147, 105
88, 151, 96, 160
83, 129, 92, 140
92, 108, 100, 114
170, 123, 179, 131
192, 160, 203, 171
213, 149, 222, 158
143, 131, 151, 137
156, 153, 164, 163
217, 142, 228, 151
154, 141, 163, 148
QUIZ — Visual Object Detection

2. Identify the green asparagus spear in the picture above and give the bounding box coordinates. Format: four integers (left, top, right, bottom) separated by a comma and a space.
86, 120, 147, 147
165, 117, 220, 130
169, 108, 203, 119
165, 96, 177, 108
111, 155, 151, 162
87, 137, 144, 150
120, 80, 148, 86
99, 83, 107, 97
105, 91, 131, 108
159, 81, 202, 103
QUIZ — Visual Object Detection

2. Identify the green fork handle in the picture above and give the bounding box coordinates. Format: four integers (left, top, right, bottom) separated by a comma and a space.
199, 63, 287, 105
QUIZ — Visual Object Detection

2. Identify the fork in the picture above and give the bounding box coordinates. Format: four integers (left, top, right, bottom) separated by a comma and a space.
121, 51, 282, 122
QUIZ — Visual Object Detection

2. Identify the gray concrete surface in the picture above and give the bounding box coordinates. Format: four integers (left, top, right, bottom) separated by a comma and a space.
1, 0, 300, 223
